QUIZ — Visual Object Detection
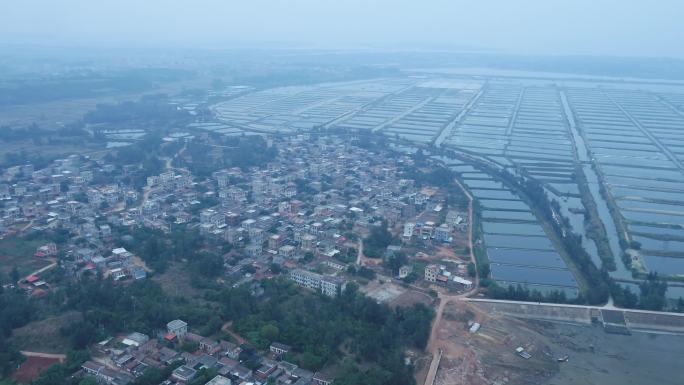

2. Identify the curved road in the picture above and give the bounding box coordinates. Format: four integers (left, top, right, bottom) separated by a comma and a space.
423, 176, 479, 385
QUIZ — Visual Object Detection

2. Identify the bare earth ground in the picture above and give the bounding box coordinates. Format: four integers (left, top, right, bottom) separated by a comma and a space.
424, 300, 684, 385
11, 356, 63, 384
430, 300, 559, 385
361, 279, 434, 308
390, 288, 434, 308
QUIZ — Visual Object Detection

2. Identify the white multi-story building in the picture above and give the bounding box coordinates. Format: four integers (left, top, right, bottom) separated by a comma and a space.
289, 269, 346, 297
320, 276, 346, 297
403, 222, 415, 238
167, 319, 188, 340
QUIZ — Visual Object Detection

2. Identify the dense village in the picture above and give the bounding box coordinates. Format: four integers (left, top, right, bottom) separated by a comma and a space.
1, 134, 473, 385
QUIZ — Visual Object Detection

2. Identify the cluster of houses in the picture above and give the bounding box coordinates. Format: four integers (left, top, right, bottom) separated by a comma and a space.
77, 246, 148, 281
80, 319, 334, 385
424, 264, 472, 290
2, 135, 473, 297
1, 131, 481, 385
0, 155, 141, 237
19, 245, 147, 298
402, 209, 466, 242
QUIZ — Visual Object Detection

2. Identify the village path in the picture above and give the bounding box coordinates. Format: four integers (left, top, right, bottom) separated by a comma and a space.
26, 258, 58, 279
20, 351, 66, 360
221, 322, 247, 345
423, 176, 479, 385
452, 177, 479, 290
356, 239, 364, 266
19, 219, 34, 233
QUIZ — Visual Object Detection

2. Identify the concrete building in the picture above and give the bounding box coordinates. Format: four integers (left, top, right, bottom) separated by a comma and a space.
301, 234, 316, 251
167, 319, 188, 340
399, 265, 413, 279
289, 269, 346, 297
205, 375, 232, 385
403, 222, 415, 238
425, 264, 438, 282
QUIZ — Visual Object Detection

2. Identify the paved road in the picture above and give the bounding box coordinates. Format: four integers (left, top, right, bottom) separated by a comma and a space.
464, 297, 684, 318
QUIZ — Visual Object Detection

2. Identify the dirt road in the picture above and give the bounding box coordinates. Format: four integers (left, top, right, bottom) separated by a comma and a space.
452, 177, 479, 289
423, 176, 479, 385
20, 351, 66, 360
24, 258, 57, 280
356, 239, 363, 266
222, 322, 247, 345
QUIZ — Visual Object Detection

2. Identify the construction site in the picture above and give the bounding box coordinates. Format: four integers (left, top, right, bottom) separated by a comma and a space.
415, 298, 684, 385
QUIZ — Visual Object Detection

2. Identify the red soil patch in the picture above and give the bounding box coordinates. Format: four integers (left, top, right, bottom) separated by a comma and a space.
12, 356, 62, 384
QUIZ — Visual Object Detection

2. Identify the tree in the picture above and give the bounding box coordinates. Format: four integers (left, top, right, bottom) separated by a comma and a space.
223, 278, 432, 384
10, 266, 20, 284
639, 272, 667, 311
79, 377, 99, 385
0, 335, 24, 377
363, 219, 394, 258
385, 252, 407, 275
200, 316, 224, 336
466, 262, 476, 277
131, 362, 182, 385
357, 266, 376, 280
303, 252, 315, 263
269, 263, 283, 274
477, 262, 490, 278
260, 324, 280, 343
181, 341, 199, 353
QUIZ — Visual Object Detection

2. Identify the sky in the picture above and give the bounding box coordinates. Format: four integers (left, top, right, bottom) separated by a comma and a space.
1, 0, 683, 58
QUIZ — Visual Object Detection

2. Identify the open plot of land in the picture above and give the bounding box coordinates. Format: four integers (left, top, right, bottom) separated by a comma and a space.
363, 280, 405, 303
426, 300, 684, 385
361, 278, 434, 307
8, 311, 80, 354
153, 263, 206, 300
0, 236, 52, 278
0, 141, 107, 167
11, 356, 63, 384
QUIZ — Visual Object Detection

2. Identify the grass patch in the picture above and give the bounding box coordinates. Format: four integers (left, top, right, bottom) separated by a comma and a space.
153, 263, 205, 301
8, 312, 80, 354
0, 236, 51, 278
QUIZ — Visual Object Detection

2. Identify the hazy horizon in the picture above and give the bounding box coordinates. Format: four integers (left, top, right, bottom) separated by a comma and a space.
1, 0, 683, 59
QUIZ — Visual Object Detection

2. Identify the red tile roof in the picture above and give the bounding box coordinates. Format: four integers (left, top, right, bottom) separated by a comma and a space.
26, 275, 39, 283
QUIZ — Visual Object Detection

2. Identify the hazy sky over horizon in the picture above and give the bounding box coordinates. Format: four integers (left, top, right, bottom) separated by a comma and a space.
2, 0, 683, 58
